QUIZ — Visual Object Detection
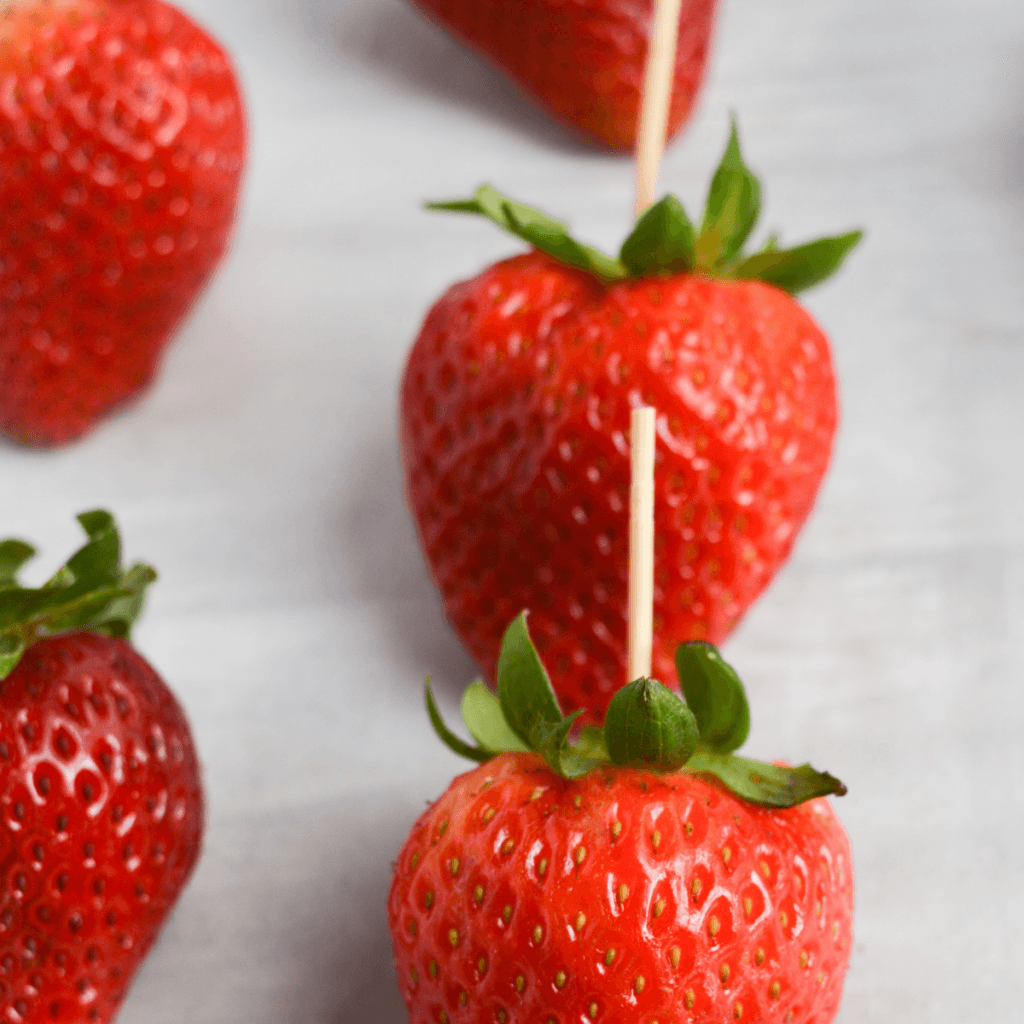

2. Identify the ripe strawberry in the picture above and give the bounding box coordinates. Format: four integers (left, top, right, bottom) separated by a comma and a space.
0, 0, 246, 446
401, 123, 862, 721
0, 512, 203, 1023
389, 614, 852, 1024
406, 0, 717, 150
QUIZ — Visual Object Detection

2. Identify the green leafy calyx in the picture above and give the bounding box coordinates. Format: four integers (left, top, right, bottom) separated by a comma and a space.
676, 641, 750, 753
427, 118, 861, 295
0, 511, 155, 679
604, 677, 699, 770
426, 612, 847, 808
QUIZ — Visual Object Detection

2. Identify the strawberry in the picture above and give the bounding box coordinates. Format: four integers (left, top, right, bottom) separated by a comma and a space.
389, 613, 852, 1024
0, 0, 246, 446
401, 123, 862, 721
406, 0, 717, 150
0, 511, 203, 1023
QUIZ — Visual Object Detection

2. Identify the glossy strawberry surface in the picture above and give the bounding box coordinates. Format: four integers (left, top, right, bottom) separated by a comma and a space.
407, 0, 717, 150
0, 632, 203, 1023
401, 252, 838, 720
389, 752, 853, 1024
0, 0, 246, 446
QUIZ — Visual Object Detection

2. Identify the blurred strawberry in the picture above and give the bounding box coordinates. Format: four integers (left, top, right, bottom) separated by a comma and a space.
0, 0, 246, 446
406, 0, 717, 150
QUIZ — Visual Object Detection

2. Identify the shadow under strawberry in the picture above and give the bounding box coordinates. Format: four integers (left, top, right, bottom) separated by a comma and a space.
335, 432, 480, 695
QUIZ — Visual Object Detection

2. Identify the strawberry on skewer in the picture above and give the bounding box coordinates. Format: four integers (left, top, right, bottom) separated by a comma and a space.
388, 409, 853, 1024
405, 0, 717, 151
400, 120, 861, 721
0, 512, 203, 1024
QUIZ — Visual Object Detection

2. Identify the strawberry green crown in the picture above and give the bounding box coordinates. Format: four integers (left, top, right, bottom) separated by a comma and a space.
428, 612, 846, 809
0, 511, 155, 679
429, 118, 862, 293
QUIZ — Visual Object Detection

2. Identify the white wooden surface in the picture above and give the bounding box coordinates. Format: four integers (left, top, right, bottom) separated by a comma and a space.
2, 0, 1023, 1020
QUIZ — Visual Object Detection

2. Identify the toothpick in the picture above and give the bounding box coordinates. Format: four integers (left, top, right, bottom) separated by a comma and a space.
634, 0, 683, 217
628, 406, 656, 683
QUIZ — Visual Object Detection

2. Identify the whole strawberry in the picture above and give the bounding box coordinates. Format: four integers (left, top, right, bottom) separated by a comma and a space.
407, 0, 717, 150
0, 0, 246, 446
401, 123, 861, 721
389, 614, 852, 1024
0, 512, 203, 1023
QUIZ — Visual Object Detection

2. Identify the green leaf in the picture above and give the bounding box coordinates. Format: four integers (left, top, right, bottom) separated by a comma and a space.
619, 195, 696, 277
576, 726, 610, 761
0, 587, 51, 631
0, 634, 26, 679
426, 679, 493, 763
685, 751, 847, 808
675, 642, 750, 754
461, 681, 530, 753
63, 510, 121, 589
731, 230, 863, 293
428, 185, 626, 284
0, 540, 34, 588
46, 567, 74, 589
503, 206, 626, 283
536, 710, 584, 777
557, 725, 611, 778
0, 511, 154, 677
425, 133, 861, 297
94, 618, 132, 639
0, 585, 82, 631
559, 747, 611, 778
97, 563, 156, 641
605, 677, 699, 771
421, 614, 846, 805
76, 509, 117, 541
33, 586, 135, 635
696, 118, 762, 269
496, 612, 565, 750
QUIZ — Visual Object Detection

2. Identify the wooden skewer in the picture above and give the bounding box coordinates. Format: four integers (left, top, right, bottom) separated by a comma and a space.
627, 407, 657, 683
634, 0, 684, 217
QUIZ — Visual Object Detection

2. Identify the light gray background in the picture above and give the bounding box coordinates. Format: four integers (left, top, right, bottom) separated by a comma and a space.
2, 0, 1022, 1020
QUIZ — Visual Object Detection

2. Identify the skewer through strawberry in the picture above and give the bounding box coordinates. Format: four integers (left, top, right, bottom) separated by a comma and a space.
401, 118, 860, 720
404, 0, 717, 151
388, 408, 853, 1024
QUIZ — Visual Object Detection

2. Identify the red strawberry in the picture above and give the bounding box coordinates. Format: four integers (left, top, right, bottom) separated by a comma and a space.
0, 0, 246, 446
0, 512, 203, 1023
401, 124, 861, 721
406, 0, 717, 150
389, 614, 853, 1024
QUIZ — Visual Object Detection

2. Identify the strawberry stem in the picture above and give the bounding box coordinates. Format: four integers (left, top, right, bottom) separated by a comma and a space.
428, 119, 862, 294
425, 613, 848, 808
0, 512, 155, 679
